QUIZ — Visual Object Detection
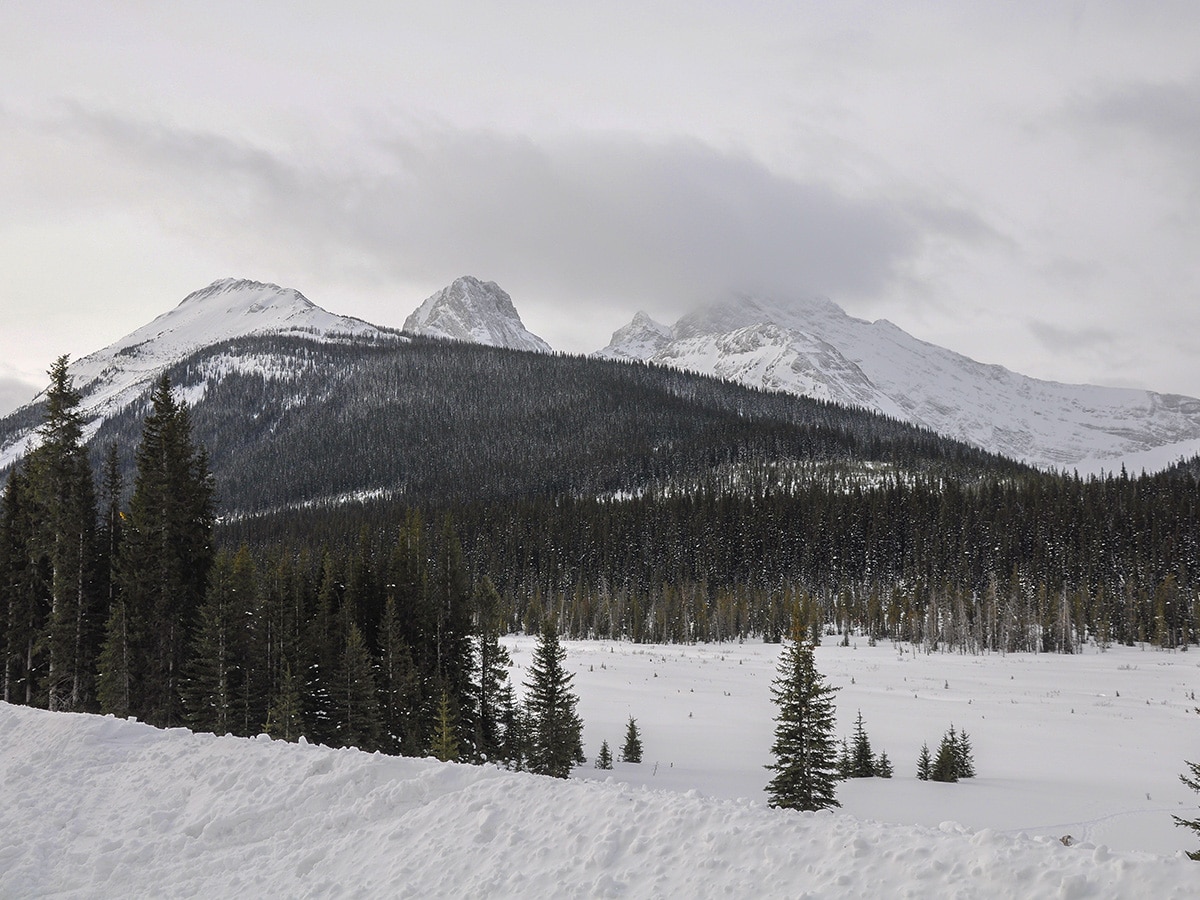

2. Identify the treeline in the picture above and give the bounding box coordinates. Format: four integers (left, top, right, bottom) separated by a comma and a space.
0, 365, 566, 770
221, 465, 1200, 653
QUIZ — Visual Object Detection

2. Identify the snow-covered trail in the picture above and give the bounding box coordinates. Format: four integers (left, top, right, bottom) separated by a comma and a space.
2, 700, 1197, 899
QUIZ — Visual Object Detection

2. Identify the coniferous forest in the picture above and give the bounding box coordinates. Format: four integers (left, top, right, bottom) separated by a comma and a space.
2, 339, 1200, 766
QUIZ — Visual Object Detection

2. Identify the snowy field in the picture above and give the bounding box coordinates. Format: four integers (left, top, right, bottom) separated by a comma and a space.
2, 640, 1199, 898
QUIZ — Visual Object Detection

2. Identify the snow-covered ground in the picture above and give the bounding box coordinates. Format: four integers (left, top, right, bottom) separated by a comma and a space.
2, 640, 1198, 898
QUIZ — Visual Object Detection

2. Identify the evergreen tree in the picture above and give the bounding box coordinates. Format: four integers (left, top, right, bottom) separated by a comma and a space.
112, 374, 213, 726
377, 594, 420, 755
264, 663, 304, 742
334, 621, 382, 751
0, 467, 39, 706
875, 750, 894, 778
524, 619, 584, 778
917, 742, 932, 781
24, 356, 97, 711
851, 709, 876, 778
431, 515, 476, 753
596, 739, 613, 770
430, 690, 460, 762
837, 738, 852, 780
765, 639, 840, 811
1174, 759, 1200, 860
621, 716, 643, 763
955, 730, 976, 779
931, 726, 961, 783
474, 576, 512, 762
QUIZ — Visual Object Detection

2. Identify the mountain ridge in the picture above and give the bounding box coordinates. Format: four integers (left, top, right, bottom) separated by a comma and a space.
598, 293, 1200, 472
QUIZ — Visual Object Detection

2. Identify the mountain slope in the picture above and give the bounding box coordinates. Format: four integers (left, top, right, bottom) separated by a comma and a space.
0, 279, 400, 471
403, 276, 551, 352
599, 294, 1200, 472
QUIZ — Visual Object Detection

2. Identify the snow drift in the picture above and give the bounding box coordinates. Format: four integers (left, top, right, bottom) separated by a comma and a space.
1, 701, 1194, 899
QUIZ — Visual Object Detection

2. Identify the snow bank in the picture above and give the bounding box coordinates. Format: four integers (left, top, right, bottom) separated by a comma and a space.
1, 702, 1194, 898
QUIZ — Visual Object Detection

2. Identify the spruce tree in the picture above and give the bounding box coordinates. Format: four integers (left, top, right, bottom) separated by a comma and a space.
377, 594, 420, 755
917, 742, 932, 781
430, 690, 460, 762
334, 621, 382, 751
931, 726, 961, 783
621, 716, 643, 763
24, 356, 97, 711
955, 729, 976, 778
1174, 759, 1200, 860
112, 374, 213, 726
765, 639, 840, 811
474, 575, 512, 762
875, 750, 894, 778
524, 619, 584, 778
851, 710, 875, 778
264, 663, 304, 742
596, 739, 613, 770
0, 468, 39, 706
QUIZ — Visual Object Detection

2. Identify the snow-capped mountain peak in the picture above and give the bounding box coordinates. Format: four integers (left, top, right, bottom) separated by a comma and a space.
596, 311, 673, 360
597, 293, 1200, 472
0, 279, 395, 472
403, 276, 552, 353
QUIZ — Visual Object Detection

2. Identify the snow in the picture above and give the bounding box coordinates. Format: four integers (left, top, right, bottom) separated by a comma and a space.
597, 294, 1200, 473
3, 640, 1198, 897
403, 276, 552, 353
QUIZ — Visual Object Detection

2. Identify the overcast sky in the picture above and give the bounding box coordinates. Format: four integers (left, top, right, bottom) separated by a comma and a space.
3, 1, 1200, 414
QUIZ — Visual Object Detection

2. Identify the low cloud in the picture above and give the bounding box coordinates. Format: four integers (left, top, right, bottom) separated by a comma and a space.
28, 104, 990, 313
0, 375, 40, 417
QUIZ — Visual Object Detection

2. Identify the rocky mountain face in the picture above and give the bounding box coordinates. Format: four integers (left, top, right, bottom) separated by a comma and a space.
403, 276, 551, 353
598, 294, 1200, 472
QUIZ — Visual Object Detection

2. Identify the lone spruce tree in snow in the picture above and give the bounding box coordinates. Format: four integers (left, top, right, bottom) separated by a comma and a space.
1174, 759, 1200, 859
765, 637, 840, 811
621, 716, 643, 763
596, 739, 613, 770
524, 619, 584, 778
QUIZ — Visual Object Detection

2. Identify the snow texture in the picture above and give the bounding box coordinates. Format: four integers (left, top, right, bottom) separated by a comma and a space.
403, 276, 552, 353
3, 640, 1198, 898
598, 294, 1200, 473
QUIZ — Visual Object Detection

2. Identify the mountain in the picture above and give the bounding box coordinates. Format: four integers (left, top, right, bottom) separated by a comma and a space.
403, 276, 552, 352
598, 294, 1200, 472
0, 279, 400, 472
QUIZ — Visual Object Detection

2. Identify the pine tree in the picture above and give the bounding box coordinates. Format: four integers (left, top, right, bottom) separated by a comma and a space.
765, 639, 840, 811
917, 742, 932, 781
524, 619, 584, 778
851, 709, 875, 778
596, 739, 613, 770
1174, 759, 1200, 860
621, 716, 643, 763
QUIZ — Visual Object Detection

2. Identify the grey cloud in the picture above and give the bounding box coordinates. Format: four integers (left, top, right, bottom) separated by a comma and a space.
1027, 320, 1117, 353
0, 376, 39, 417
38, 105, 990, 312
1068, 76, 1200, 167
